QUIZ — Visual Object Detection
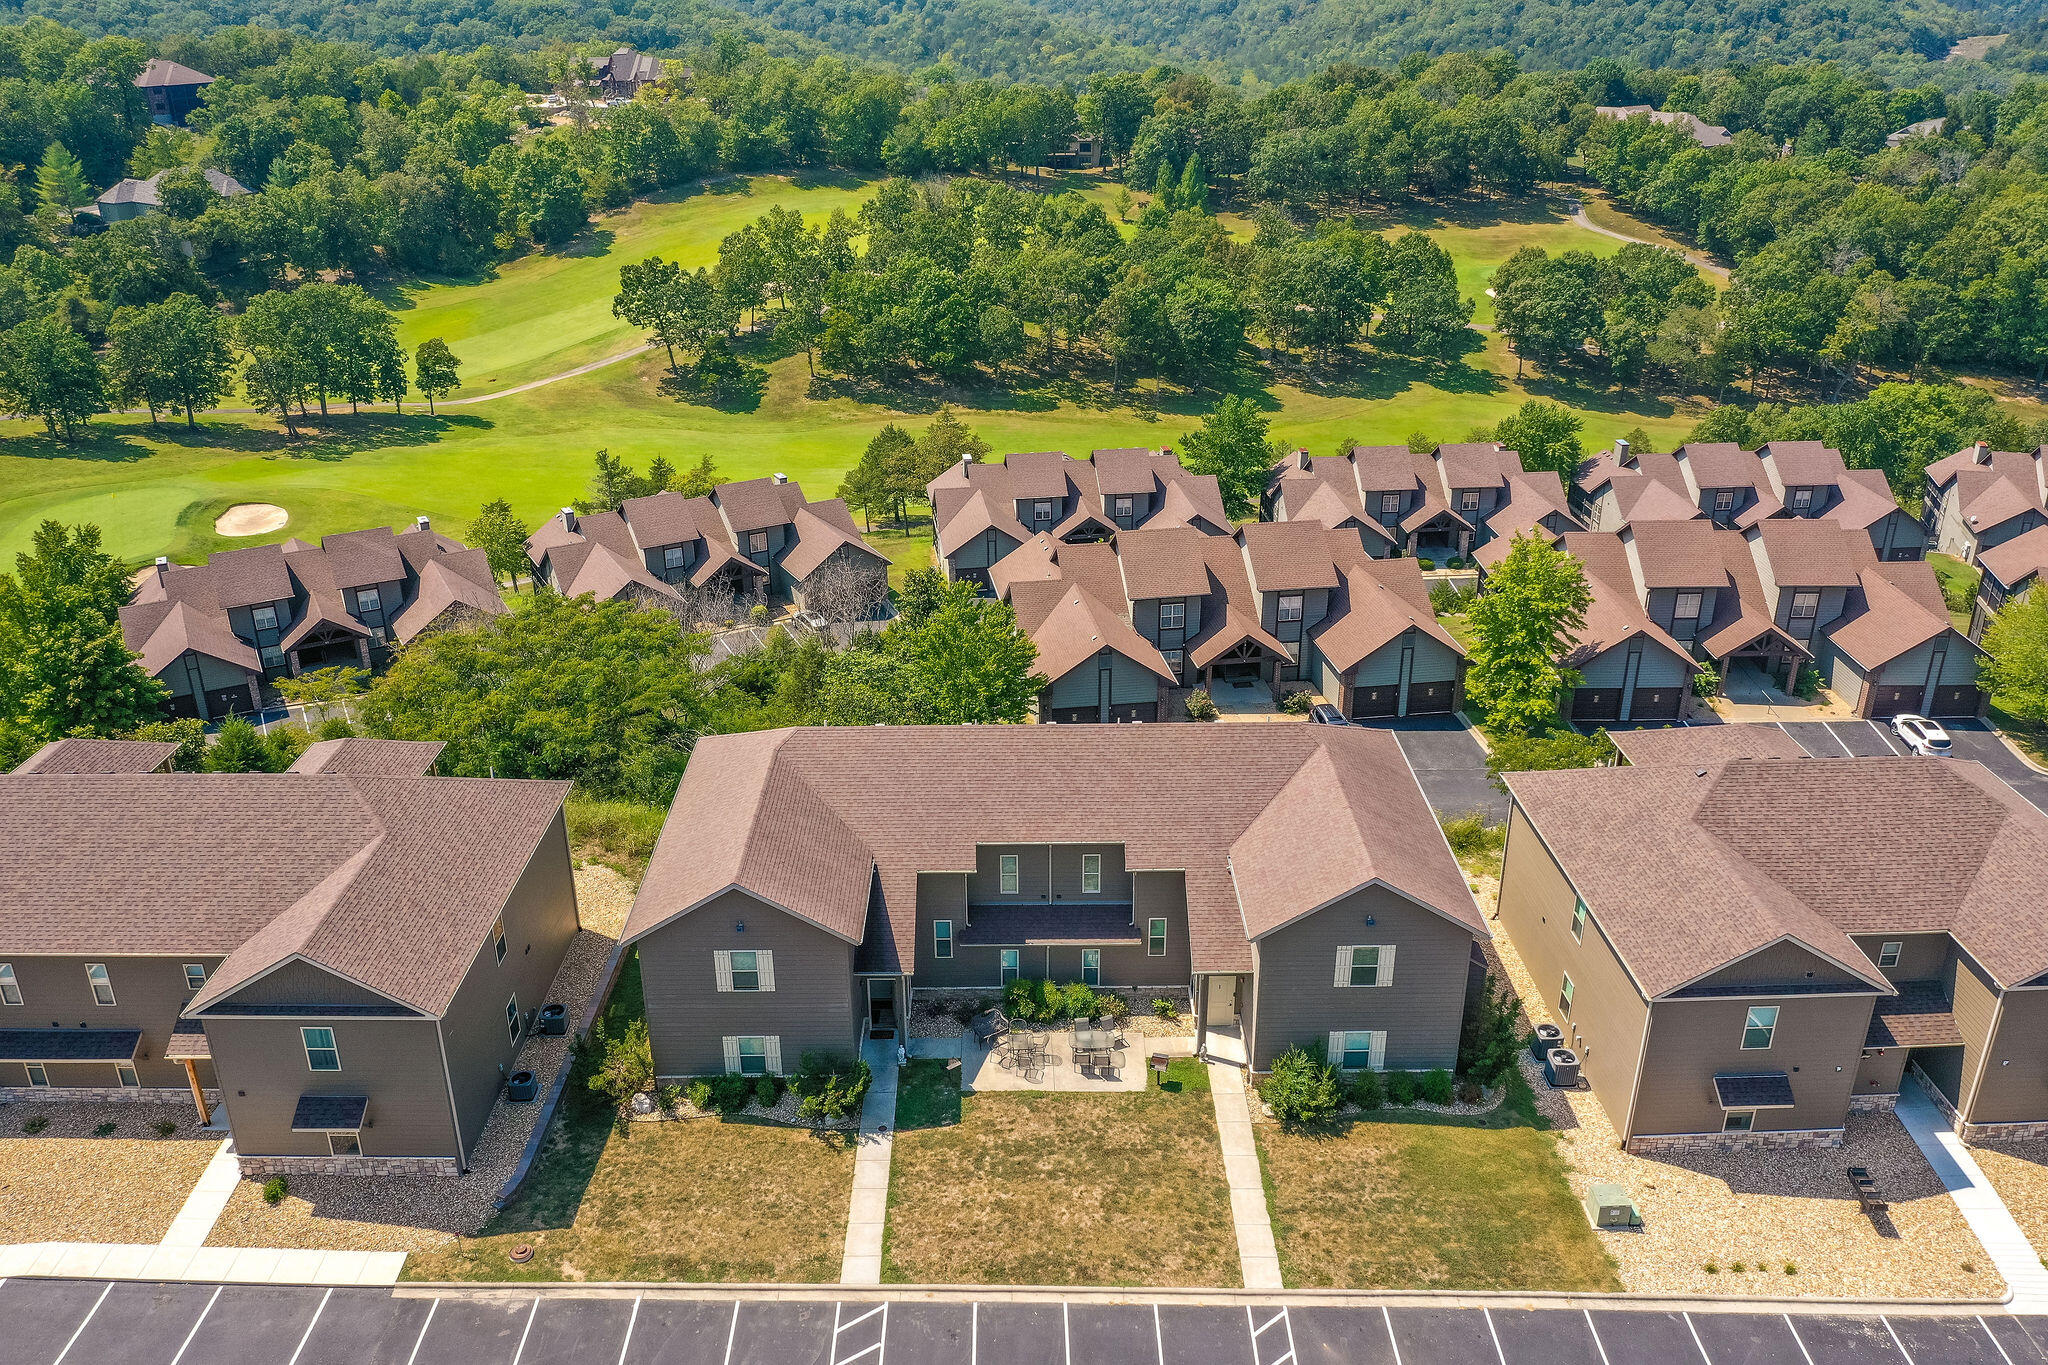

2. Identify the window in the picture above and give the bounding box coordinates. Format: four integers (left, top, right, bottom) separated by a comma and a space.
302, 1027, 340, 1072
1878, 942, 1903, 968
1380, 492, 1402, 516
250, 604, 277, 631
1334, 1030, 1384, 1070
1571, 898, 1589, 942
1790, 590, 1820, 620
934, 920, 954, 959
1158, 601, 1185, 632
714, 949, 773, 992
504, 995, 523, 1046
1791, 487, 1813, 511
1714, 490, 1735, 513
748, 530, 769, 554
1001, 949, 1020, 983
0, 963, 18, 1006
25, 1062, 48, 1087
729, 951, 760, 991
259, 645, 285, 672
1081, 854, 1102, 894
86, 963, 114, 1007
1147, 919, 1168, 957
183, 964, 206, 992
357, 587, 382, 614
1673, 591, 1702, 621
1162, 649, 1184, 679
493, 917, 507, 965
1559, 973, 1575, 1018
1337, 945, 1392, 987
1723, 1110, 1755, 1132
328, 1133, 361, 1156
1460, 490, 1480, 512
736, 1036, 769, 1076
1278, 594, 1303, 624
1742, 1005, 1778, 1050
1034, 500, 1054, 523
663, 544, 686, 570
115, 1064, 139, 1088
999, 854, 1019, 895
1082, 949, 1100, 986
1112, 496, 1133, 519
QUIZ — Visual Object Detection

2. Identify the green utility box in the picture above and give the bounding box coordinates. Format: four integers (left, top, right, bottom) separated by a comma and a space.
1584, 1182, 1642, 1229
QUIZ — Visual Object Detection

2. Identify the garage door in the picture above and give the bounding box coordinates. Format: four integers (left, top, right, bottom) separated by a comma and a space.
205, 685, 252, 719
1867, 684, 1920, 718
1349, 685, 1399, 719
1929, 685, 1982, 717
1629, 686, 1682, 720
1571, 688, 1622, 722
1044, 705, 1098, 724
1405, 680, 1455, 715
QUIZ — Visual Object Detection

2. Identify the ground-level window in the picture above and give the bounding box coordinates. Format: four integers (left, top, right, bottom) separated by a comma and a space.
328, 1132, 361, 1156
25, 1062, 47, 1086
934, 920, 953, 959
1000, 949, 1020, 983
730, 1036, 776, 1076
1877, 942, 1902, 968
1723, 1110, 1755, 1132
86, 963, 115, 1007
1082, 949, 1100, 986
0, 963, 18, 1006
999, 854, 1019, 894
1559, 973, 1575, 1018
1333, 1030, 1385, 1070
1571, 898, 1588, 942
115, 1063, 139, 1088
184, 963, 207, 992
506, 995, 521, 1046
302, 1027, 341, 1072
1742, 1005, 1778, 1050
1147, 919, 1167, 957
1082, 854, 1102, 893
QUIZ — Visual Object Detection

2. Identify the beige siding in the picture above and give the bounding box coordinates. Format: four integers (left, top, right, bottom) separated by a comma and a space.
0, 954, 223, 1091
205, 1015, 458, 1158
1951, 951, 2002, 1115
1856, 1046, 1908, 1098
1848, 932, 1949, 984
1681, 941, 1870, 993
216, 960, 395, 1010
1633, 994, 1872, 1136
1971, 989, 2048, 1125
1495, 805, 1653, 1138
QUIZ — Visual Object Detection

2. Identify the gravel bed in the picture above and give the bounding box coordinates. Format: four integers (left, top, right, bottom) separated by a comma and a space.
909, 992, 1194, 1040
1490, 928, 2004, 1299
0, 1101, 221, 1244
635, 1086, 857, 1132
204, 863, 630, 1253
1965, 1139, 2048, 1258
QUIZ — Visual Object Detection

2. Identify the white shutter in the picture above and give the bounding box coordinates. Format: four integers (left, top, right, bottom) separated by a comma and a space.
713, 951, 733, 992
1378, 945, 1395, 987
1368, 1031, 1387, 1071
1334, 947, 1353, 988
757, 951, 775, 993
1327, 1031, 1346, 1067
721, 1036, 741, 1073
764, 1037, 783, 1076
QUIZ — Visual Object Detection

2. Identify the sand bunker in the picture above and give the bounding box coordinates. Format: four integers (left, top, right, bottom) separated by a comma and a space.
214, 503, 289, 536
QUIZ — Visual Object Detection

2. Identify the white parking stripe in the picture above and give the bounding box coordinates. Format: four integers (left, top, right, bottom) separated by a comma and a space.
1584, 1309, 1612, 1365
1980, 1315, 2018, 1365
1382, 1307, 1403, 1365
1483, 1308, 1506, 1365
510, 1296, 540, 1365
1682, 1312, 1713, 1364
615, 1296, 641, 1365
1063, 1301, 1071, 1365
1815, 723, 1854, 757
1881, 1315, 1916, 1364
722, 1300, 740, 1365
168, 1284, 222, 1365
284, 1288, 331, 1365
48, 1282, 110, 1365
1153, 1304, 1165, 1365
1869, 721, 1903, 755
403, 1297, 439, 1365
1782, 1314, 1817, 1365
970, 1303, 977, 1365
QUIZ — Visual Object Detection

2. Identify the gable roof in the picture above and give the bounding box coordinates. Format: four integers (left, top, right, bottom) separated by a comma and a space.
288, 738, 445, 776
1240, 520, 1340, 592
1310, 557, 1466, 673
136, 58, 214, 87
13, 738, 178, 775
1021, 584, 1177, 688
782, 504, 888, 582
929, 449, 1228, 561
1979, 525, 2048, 594
1753, 518, 1865, 587
1824, 561, 1970, 670
1608, 724, 1809, 766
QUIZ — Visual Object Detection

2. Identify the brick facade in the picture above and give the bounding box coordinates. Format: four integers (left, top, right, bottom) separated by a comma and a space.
1848, 1092, 1900, 1113
0, 1085, 217, 1106
235, 1153, 461, 1179
1624, 1127, 1844, 1155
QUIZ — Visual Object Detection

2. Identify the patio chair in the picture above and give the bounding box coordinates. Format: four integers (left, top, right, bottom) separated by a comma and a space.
973, 1009, 1011, 1050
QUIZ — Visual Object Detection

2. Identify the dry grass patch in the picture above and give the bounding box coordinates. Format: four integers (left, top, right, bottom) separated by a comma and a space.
882, 1064, 1238, 1286
0, 1103, 220, 1243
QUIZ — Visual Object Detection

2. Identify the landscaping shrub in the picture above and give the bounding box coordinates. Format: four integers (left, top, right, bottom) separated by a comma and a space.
1185, 689, 1219, 721
1262, 1045, 1341, 1126
1794, 664, 1823, 700
1457, 1078, 1484, 1104
1096, 992, 1131, 1022
1347, 1069, 1384, 1110
263, 1177, 288, 1205
657, 1082, 683, 1112
685, 1079, 713, 1112
1152, 997, 1180, 1020
586, 1018, 655, 1108
794, 1051, 871, 1122
21, 1115, 47, 1134
708, 1073, 753, 1113
1004, 976, 1059, 1022
1458, 972, 1524, 1085
1384, 1071, 1419, 1105
753, 1076, 781, 1107
1059, 981, 1101, 1019
1278, 688, 1314, 715
1486, 728, 1616, 789
153, 1119, 178, 1137
93, 1121, 116, 1136
1429, 580, 1470, 615
1438, 812, 1505, 876
1420, 1069, 1455, 1105
1417, 557, 1436, 570
1691, 663, 1720, 699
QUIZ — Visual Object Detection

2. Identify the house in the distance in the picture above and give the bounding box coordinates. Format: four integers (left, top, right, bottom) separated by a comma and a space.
1499, 753, 2048, 1151
94, 168, 248, 223
929, 448, 1228, 589
525, 476, 890, 622
1594, 104, 1733, 148
122, 519, 507, 723
1267, 443, 1580, 564
596, 48, 664, 100
134, 58, 213, 125
1924, 441, 2048, 565
619, 725, 1488, 1077
1, 738, 577, 1177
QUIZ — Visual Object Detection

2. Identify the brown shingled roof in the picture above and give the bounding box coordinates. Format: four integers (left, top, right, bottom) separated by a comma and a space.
1608, 724, 1809, 766
1753, 519, 1866, 587
1240, 521, 1340, 592
288, 738, 445, 776
1979, 525, 2048, 593
13, 738, 178, 775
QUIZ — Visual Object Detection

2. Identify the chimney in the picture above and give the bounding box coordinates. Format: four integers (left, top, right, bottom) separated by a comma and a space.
154, 555, 170, 585
414, 515, 430, 533
1614, 437, 1631, 462
772, 472, 788, 485
960, 453, 974, 466
1160, 446, 1173, 460
1976, 440, 1992, 464
559, 507, 578, 534
1296, 448, 1313, 471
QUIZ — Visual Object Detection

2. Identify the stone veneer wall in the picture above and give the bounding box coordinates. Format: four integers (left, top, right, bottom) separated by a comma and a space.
1625, 1127, 1844, 1155
236, 1153, 460, 1178
1849, 1092, 1900, 1113
1961, 1118, 2048, 1143
0, 1085, 218, 1106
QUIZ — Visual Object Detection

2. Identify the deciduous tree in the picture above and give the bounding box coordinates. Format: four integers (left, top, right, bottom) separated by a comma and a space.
0, 521, 168, 747
1182, 395, 1279, 520
467, 498, 533, 591
1466, 533, 1592, 735
0, 315, 105, 440
415, 338, 461, 413
105, 294, 236, 428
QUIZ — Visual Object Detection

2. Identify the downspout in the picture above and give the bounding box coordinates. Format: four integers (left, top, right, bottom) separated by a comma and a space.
436, 1018, 467, 1173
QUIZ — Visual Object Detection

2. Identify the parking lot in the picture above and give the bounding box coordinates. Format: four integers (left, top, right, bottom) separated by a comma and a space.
1374, 716, 1508, 822
4, 1282, 2047, 1365
1770, 717, 2048, 816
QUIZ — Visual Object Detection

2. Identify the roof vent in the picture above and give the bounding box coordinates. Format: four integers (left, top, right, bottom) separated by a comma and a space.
773, 472, 788, 485
415, 515, 430, 532
155, 556, 169, 567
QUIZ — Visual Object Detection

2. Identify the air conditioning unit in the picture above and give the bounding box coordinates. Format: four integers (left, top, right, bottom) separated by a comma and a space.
1584, 1182, 1641, 1229
1544, 1047, 1581, 1087
1532, 1023, 1564, 1061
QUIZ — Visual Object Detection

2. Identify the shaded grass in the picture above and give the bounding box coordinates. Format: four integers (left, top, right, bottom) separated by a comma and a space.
882, 1083, 1238, 1287
565, 798, 668, 881
1928, 551, 1981, 633
1157, 1057, 1210, 1094
894, 1058, 963, 1131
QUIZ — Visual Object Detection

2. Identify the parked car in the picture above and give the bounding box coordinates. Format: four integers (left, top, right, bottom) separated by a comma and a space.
1891, 714, 1952, 757
792, 609, 828, 632
1308, 704, 1350, 726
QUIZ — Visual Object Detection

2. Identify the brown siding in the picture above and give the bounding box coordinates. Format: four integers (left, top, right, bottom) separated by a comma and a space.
1633, 994, 1872, 1137
1247, 885, 1474, 1072
1856, 1045, 1907, 1098
1848, 932, 1950, 984
0, 954, 223, 1091
913, 872, 979, 987
970, 844, 1049, 902
1970, 988, 2048, 1125
205, 1015, 458, 1157
214, 960, 396, 1009
636, 889, 858, 1077
1681, 941, 1869, 993
1952, 951, 2002, 1116
913, 868, 1189, 989
1049, 844, 1132, 901
1123, 871, 1191, 987
1495, 805, 1652, 1138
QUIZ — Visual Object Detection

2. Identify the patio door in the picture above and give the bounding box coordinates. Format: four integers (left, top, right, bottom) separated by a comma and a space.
1205, 975, 1238, 1027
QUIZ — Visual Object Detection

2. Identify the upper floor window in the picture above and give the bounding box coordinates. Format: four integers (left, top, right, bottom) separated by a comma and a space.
259, 645, 285, 672
1714, 490, 1735, 513
302, 1027, 341, 1071
86, 963, 115, 1007
1337, 945, 1392, 987
1081, 854, 1102, 893
663, 545, 687, 570
0, 963, 18, 1006
1877, 942, 1902, 968
1112, 496, 1133, 519
1790, 590, 1820, 620
748, 531, 769, 554
356, 587, 381, 614
250, 605, 278, 632
1148, 918, 1168, 957
1460, 490, 1480, 512
1379, 492, 1402, 517
493, 917, 507, 964
1791, 488, 1813, 511
1673, 591, 1702, 621
1742, 1005, 1778, 1049
1571, 898, 1589, 942
1278, 594, 1304, 624
999, 854, 1019, 895
1158, 601, 1186, 632
933, 920, 953, 959
1034, 501, 1055, 524
184, 963, 207, 992
716, 949, 772, 991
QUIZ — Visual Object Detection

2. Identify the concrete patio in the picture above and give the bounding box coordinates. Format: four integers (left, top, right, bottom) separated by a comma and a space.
941, 1025, 1197, 1093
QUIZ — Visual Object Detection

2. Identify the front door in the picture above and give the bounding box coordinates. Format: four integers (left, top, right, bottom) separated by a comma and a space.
1205, 975, 1238, 1026
867, 978, 897, 1036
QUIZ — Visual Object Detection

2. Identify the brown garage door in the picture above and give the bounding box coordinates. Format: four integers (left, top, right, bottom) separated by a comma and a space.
1629, 686, 1683, 720
1867, 684, 1921, 718
1405, 680, 1455, 715
1572, 688, 1622, 722
205, 685, 252, 719
1350, 684, 1399, 719
1929, 685, 1982, 717
1044, 705, 1098, 724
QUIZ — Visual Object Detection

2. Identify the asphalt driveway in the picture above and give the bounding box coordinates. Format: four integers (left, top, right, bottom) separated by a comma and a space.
1361, 715, 1507, 823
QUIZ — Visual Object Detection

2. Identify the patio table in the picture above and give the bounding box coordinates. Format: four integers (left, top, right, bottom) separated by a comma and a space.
1072, 1027, 1119, 1052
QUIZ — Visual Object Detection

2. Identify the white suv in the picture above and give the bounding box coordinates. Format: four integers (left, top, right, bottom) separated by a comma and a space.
1891, 714, 1952, 757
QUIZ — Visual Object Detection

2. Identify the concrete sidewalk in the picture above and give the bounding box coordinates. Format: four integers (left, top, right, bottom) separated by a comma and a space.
159, 1139, 240, 1248
1896, 1076, 2048, 1312
0, 1240, 405, 1284
840, 1039, 900, 1286
1207, 1060, 1283, 1289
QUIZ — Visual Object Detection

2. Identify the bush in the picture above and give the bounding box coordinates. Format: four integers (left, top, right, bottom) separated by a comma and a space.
586, 1018, 655, 1108
708, 1073, 753, 1113
794, 1051, 872, 1122
1384, 1071, 1419, 1105
1097, 992, 1131, 1022
1417, 557, 1436, 570
1429, 580, 1471, 615
753, 1075, 781, 1107
1457, 1078, 1484, 1104
1458, 972, 1524, 1084
1347, 1069, 1384, 1110
153, 1119, 178, 1137
1793, 664, 1823, 700
1004, 976, 1059, 1022
1691, 663, 1720, 699
21, 1115, 48, 1134
1486, 729, 1615, 790
685, 1079, 713, 1112
1152, 997, 1180, 1020
1059, 980, 1103, 1019
1438, 812, 1505, 875
93, 1121, 116, 1136
1261, 1045, 1341, 1126
1185, 689, 1219, 721
657, 1082, 683, 1112
1278, 688, 1314, 715
263, 1177, 288, 1205
1420, 1068, 1455, 1105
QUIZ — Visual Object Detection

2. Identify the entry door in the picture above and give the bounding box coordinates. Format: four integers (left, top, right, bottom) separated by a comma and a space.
1205, 976, 1238, 1026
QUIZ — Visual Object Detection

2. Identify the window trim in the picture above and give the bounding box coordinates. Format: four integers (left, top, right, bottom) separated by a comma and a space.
1082, 948, 1100, 986
1000, 949, 1021, 983
1559, 973, 1575, 1018
302, 1026, 341, 1073
933, 919, 954, 960
1714, 489, 1735, 512
327, 1132, 361, 1156
0, 963, 19, 1006
1380, 492, 1402, 516
1158, 600, 1186, 632
1147, 918, 1168, 957
115, 1063, 139, 1088
1741, 1004, 1778, 1050
998, 854, 1020, 895
1571, 898, 1589, 942
1673, 590, 1703, 621
1339, 945, 1390, 988
735, 1035, 769, 1076
86, 963, 115, 1007
1162, 648, 1184, 679
506, 994, 522, 1047
1723, 1110, 1755, 1132
1081, 854, 1102, 894
1790, 487, 1813, 511
1338, 1029, 1384, 1070
1459, 489, 1481, 512
183, 963, 207, 993
492, 918, 507, 965
729, 949, 760, 992
1111, 495, 1133, 519
748, 529, 769, 554
25, 1061, 48, 1087
1877, 942, 1903, 968
1277, 593, 1304, 624
1790, 590, 1820, 620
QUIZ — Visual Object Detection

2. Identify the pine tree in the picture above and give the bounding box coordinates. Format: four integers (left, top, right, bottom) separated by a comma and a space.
34, 144, 89, 211
1177, 151, 1208, 214
1151, 161, 1177, 214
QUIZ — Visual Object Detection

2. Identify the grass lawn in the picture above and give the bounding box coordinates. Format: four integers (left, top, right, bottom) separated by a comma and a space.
881, 1059, 1240, 1287
401, 958, 856, 1283
1255, 1078, 1620, 1292
1928, 551, 1981, 633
